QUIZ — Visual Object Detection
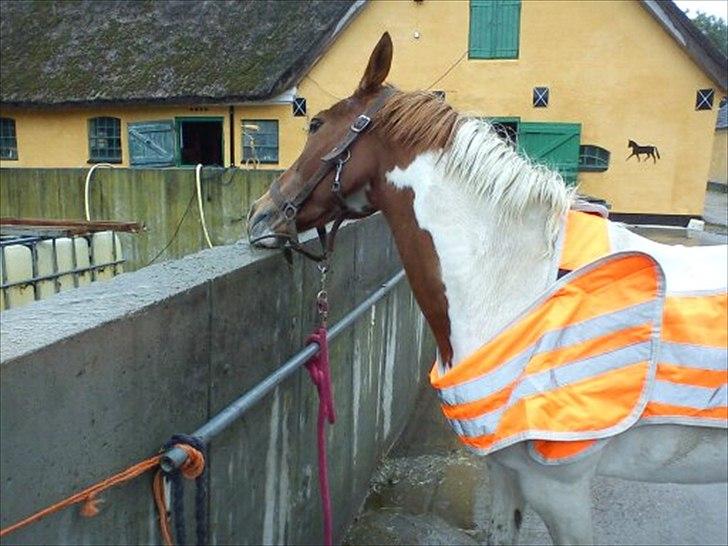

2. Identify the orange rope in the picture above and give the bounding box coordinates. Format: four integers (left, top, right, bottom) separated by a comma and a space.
0, 444, 205, 544
0, 455, 160, 538
153, 470, 175, 546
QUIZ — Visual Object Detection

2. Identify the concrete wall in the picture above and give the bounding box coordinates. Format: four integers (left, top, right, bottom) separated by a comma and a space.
0, 167, 277, 271
0, 214, 435, 545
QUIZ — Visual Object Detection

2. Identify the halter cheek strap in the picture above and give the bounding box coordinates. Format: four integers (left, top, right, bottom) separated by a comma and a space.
259, 87, 396, 262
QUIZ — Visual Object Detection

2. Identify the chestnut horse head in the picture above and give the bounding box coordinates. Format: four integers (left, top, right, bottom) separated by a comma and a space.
248, 32, 458, 363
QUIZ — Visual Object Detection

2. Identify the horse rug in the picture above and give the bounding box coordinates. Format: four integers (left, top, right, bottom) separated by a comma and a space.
430, 210, 727, 464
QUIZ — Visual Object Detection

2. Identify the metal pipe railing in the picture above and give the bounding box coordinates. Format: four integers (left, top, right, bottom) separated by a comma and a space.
160, 269, 407, 472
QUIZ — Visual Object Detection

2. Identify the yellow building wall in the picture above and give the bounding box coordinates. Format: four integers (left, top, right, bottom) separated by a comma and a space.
708, 129, 727, 185
1, 0, 724, 215
297, 0, 723, 215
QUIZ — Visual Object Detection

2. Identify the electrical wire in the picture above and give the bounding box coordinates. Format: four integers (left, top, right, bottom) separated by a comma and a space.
146, 190, 196, 266
426, 49, 467, 90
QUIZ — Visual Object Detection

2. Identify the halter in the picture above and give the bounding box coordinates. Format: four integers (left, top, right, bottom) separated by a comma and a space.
254, 87, 396, 262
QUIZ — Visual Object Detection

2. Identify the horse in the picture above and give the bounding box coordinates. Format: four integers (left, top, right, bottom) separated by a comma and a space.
627, 139, 661, 163
248, 33, 727, 545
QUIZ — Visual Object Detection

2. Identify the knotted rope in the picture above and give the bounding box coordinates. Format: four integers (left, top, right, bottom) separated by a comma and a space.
0, 440, 205, 546
158, 435, 208, 546
305, 326, 336, 546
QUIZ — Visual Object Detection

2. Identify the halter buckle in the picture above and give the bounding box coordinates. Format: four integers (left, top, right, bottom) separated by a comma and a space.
283, 202, 298, 220
351, 115, 371, 133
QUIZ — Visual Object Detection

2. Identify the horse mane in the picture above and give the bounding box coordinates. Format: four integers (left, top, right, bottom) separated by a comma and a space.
373, 90, 460, 153
374, 89, 575, 240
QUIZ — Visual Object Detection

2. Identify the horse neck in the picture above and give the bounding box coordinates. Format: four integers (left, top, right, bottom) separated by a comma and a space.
384, 151, 558, 367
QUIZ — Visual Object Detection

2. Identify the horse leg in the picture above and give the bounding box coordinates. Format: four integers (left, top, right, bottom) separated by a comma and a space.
517, 470, 594, 545
485, 458, 526, 546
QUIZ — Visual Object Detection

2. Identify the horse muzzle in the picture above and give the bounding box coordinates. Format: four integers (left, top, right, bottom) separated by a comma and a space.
247, 202, 298, 249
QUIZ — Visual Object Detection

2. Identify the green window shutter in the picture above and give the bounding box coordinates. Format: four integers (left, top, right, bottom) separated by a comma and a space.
128, 121, 176, 167
518, 122, 581, 185
469, 0, 521, 59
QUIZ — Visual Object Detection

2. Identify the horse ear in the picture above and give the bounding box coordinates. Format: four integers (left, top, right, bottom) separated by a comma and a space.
357, 32, 393, 95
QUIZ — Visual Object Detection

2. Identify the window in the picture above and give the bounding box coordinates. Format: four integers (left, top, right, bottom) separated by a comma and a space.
696, 89, 714, 110
469, 0, 521, 59
0, 118, 18, 160
578, 145, 610, 172
533, 87, 549, 107
292, 97, 307, 117
242, 120, 279, 164
88, 117, 122, 163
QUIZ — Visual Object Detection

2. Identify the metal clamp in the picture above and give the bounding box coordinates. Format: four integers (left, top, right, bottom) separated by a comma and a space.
317, 262, 329, 325
283, 202, 298, 220
332, 150, 351, 193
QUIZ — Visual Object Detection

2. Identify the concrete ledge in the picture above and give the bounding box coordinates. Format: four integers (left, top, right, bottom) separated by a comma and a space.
0, 214, 435, 545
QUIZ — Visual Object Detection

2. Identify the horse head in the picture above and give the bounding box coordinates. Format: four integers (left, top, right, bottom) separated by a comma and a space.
247, 33, 395, 249
628, 139, 637, 148
248, 32, 456, 364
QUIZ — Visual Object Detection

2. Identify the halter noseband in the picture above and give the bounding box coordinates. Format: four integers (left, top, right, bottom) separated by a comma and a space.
256, 87, 396, 262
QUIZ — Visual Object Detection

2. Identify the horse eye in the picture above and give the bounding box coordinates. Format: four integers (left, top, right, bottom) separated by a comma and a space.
309, 118, 323, 134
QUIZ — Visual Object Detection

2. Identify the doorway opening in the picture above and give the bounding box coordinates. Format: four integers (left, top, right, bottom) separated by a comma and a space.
177, 118, 223, 166
489, 118, 519, 148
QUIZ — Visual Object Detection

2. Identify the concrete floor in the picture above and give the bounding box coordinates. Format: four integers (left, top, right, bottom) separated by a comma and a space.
345, 194, 728, 545
344, 387, 728, 546
703, 184, 728, 233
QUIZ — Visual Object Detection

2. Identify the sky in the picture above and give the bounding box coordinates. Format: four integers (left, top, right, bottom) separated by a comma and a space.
673, 0, 728, 21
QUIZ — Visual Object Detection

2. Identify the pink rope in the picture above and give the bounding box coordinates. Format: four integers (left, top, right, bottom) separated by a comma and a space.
305, 327, 336, 546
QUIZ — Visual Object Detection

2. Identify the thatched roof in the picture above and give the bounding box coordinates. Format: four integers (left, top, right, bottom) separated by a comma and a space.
0, 0, 361, 107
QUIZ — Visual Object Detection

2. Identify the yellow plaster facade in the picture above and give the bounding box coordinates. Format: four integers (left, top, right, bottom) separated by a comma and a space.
1, 0, 724, 215
708, 129, 727, 185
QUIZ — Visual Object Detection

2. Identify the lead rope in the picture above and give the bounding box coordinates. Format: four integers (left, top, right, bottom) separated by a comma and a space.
305, 262, 336, 546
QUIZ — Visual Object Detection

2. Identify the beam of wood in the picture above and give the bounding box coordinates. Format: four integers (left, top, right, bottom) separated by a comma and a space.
0, 217, 143, 235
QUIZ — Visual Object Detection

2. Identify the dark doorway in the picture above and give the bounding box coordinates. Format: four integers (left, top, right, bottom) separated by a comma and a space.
491, 121, 518, 148
178, 119, 223, 166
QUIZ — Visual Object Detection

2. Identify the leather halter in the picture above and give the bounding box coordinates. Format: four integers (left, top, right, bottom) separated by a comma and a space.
255, 87, 396, 262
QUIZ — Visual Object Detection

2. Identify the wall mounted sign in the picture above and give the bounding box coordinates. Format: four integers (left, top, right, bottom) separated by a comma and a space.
626, 140, 660, 163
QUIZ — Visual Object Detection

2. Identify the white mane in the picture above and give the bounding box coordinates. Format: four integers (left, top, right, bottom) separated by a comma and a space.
441, 118, 576, 244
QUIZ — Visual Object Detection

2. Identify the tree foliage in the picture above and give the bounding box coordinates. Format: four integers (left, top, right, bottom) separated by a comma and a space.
688, 10, 728, 57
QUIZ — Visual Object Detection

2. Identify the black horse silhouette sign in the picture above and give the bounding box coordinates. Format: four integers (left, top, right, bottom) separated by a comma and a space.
627, 140, 661, 163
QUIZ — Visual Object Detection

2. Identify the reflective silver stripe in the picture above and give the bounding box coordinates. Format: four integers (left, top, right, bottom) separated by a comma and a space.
448, 406, 506, 438
512, 341, 652, 400
659, 342, 728, 371
446, 341, 652, 438
438, 300, 657, 406
651, 380, 727, 409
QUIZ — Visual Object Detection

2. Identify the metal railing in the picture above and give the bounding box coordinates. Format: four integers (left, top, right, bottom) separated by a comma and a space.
161, 269, 407, 471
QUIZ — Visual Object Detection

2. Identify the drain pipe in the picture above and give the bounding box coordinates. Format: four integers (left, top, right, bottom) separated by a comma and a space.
84, 163, 115, 221
229, 105, 235, 167
195, 163, 214, 249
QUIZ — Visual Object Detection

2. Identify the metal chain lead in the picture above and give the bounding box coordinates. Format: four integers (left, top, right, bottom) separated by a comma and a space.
316, 262, 329, 326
